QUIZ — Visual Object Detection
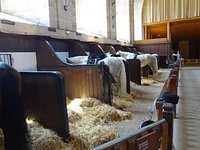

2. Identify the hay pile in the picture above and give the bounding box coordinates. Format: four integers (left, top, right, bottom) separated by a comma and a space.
141, 77, 160, 86
0, 121, 70, 150
130, 82, 144, 97
112, 93, 135, 109
67, 97, 132, 149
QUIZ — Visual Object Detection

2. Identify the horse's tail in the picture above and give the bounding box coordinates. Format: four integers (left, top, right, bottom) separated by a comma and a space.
0, 63, 31, 150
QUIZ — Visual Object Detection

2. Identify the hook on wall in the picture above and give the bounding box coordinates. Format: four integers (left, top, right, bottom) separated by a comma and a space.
63, 0, 71, 11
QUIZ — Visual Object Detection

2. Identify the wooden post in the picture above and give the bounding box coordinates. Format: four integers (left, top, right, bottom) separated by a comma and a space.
167, 22, 171, 41
163, 103, 173, 150
144, 25, 147, 40
161, 121, 168, 150
156, 98, 163, 120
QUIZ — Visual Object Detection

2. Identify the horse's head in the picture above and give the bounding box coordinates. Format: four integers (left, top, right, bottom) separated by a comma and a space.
87, 54, 106, 64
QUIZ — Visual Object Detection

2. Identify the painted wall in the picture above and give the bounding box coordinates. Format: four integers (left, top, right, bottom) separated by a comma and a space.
0, 52, 37, 71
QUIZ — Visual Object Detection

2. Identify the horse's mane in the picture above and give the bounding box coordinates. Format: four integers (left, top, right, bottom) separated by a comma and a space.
0, 63, 31, 150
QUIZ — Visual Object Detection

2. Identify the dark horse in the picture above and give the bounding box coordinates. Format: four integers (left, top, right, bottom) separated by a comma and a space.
0, 62, 30, 150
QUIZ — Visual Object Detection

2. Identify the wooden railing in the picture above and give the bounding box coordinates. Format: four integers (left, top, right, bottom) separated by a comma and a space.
156, 65, 179, 120
155, 65, 179, 150
92, 119, 168, 150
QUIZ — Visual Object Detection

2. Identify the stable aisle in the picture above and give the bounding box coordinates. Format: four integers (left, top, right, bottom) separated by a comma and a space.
174, 67, 200, 150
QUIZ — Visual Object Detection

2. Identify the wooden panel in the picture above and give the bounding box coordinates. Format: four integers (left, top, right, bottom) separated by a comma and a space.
146, 24, 167, 39
99, 44, 116, 54
179, 40, 189, 59
127, 59, 141, 85
21, 71, 69, 139
42, 38, 87, 57
136, 131, 159, 150
89, 43, 106, 56
135, 39, 172, 61
0, 32, 36, 52
36, 39, 112, 105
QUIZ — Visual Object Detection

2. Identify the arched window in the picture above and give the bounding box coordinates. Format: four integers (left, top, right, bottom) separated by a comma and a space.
116, 0, 130, 42
76, 0, 107, 37
0, 0, 49, 26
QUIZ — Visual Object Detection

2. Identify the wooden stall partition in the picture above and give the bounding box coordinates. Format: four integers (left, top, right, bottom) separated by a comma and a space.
127, 59, 141, 85
100, 44, 117, 55
97, 44, 131, 92
112, 45, 126, 52
127, 46, 141, 54
21, 71, 69, 140
102, 44, 142, 85
92, 119, 168, 150
166, 75, 178, 94
87, 42, 106, 56
36, 39, 112, 105
163, 103, 174, 150
43, 37, 87, 57
156, 66, 179, 120
135, 39, 172, 68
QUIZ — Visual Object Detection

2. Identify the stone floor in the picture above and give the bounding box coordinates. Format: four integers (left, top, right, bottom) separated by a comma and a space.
116, 69, 170, 135
174, 67, 200, 150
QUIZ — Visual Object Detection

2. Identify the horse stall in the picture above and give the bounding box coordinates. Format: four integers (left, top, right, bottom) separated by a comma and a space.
115, 44, 160, 79
97, 43, 131, 93
113, 44, 153, 82
134, 39, 172, 68
21, 71, 69, 140
0, 62, 69, 149
36, 38, 112, 105
72, 41, 131, 94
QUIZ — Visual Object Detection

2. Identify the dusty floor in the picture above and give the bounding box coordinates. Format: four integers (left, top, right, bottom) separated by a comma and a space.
116, 69, 170, 136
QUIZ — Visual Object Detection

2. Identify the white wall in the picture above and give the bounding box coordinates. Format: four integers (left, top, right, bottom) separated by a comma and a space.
0, 52, 37, 71
56, 52, 69, 63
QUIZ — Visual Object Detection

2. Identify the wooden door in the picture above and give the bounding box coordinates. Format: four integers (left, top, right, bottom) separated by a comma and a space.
179, 40, 189, 59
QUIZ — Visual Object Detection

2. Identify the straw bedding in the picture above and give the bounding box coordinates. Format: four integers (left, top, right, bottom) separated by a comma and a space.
112, 93, 135, 109
29, 122, 68, 150
0, 97, 133, 150
67, 97, 132, 149
141, 77, 159, 86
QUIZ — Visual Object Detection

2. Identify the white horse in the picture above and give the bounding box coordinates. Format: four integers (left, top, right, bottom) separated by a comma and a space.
66, 54, 127, 95
99, 56, 127, 94
117, 51, 158, 78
